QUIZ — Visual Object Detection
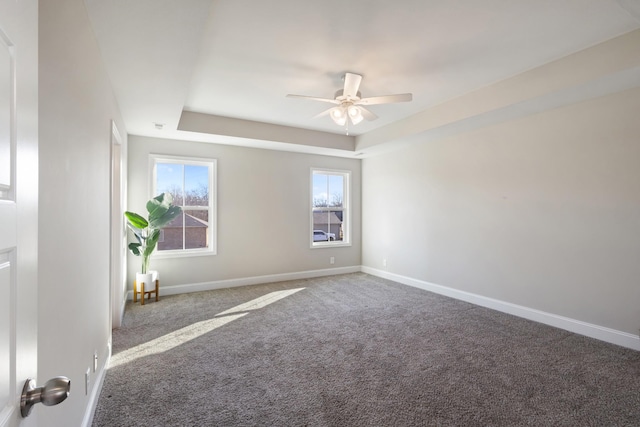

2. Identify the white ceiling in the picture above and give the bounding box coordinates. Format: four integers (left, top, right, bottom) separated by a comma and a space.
84, 0, 640, 156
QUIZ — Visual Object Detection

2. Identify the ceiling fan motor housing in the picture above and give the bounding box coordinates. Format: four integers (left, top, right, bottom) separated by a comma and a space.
334, 89, 361, 101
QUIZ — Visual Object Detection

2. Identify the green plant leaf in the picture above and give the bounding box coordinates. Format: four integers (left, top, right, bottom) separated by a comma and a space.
126, 223, 144, 243
147, 201, 169, 220
144, 229, 161, 258
150, 205, 182, 229
147, 193, 173, 220
148, 228, 160, 246
126, 193, 182, 267
124, 211, 148, 229
159, 192, 173, 205
128, 242, 142, 256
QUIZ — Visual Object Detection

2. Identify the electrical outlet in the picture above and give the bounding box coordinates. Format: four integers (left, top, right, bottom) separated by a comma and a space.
382, 258, 387, 267
330, 256, 335, 265
93, 351, 98, 372
85, 368, 90, 395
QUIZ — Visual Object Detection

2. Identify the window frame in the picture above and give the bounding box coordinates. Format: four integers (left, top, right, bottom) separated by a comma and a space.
310, 168, 351, 248
149, 154, 217, 258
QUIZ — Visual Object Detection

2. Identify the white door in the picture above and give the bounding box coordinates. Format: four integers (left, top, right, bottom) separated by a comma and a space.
0, 1, 39, 426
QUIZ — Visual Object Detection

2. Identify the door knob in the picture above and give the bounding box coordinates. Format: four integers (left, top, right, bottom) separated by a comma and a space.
20, 376, 71, 418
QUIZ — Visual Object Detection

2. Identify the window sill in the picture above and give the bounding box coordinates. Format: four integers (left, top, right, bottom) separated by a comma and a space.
153, 249, 216, 259
311, 242, 352, 249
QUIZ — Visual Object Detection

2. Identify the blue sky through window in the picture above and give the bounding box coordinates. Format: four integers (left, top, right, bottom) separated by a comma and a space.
313, 173, 343, 207
156, 163, 183, 194
157, 163, 209, 205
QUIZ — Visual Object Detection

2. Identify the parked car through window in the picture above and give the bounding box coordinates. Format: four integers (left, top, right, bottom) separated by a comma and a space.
313, 230, 335, 241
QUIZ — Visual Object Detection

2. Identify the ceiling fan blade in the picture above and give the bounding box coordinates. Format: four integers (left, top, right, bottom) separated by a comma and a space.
342, 73, 362, 99
357, 93, 412, 105
313, 106, 336, 119
286, 94, 340, 104
358, 106, 378, 121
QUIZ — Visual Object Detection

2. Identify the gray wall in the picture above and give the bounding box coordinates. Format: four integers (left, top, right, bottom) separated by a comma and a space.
39, 0, 126, 425
362, 87, 640, 335
127, 135, 361, 289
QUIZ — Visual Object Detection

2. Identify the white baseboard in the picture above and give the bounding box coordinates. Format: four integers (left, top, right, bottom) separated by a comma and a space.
81, 344, 111, 427
126, 266, 361, 300
123, 264, 639, 351
362, 266, 640, 351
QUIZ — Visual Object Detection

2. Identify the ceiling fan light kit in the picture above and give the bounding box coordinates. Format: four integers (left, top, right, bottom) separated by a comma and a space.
347, 105, 363, 124
330, 107, 347, 126
287, 72, 412, 133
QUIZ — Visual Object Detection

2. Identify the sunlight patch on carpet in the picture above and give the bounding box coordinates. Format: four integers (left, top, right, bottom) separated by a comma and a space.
109, 288, 305, 368
216, 288, 305, 316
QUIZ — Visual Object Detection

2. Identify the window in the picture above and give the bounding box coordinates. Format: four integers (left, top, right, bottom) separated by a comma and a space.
311, 169, 350, 247
151, 155, 216, 256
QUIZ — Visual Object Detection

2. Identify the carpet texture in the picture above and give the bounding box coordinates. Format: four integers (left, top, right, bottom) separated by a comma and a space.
93, 273, 640, 426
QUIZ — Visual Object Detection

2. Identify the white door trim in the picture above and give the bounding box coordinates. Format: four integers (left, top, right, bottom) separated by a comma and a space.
109, 120, 125, 329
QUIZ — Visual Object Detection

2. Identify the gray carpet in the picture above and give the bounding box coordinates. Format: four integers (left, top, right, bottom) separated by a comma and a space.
93, 273, 640, 426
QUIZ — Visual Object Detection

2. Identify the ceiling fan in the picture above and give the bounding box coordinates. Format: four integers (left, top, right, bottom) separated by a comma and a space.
286, 72, 412, 131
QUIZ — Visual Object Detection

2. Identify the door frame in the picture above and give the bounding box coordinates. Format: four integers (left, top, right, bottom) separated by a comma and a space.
109, 121, 125, 330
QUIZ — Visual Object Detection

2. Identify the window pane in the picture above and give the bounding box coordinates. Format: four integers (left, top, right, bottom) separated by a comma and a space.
328, 175, 344, 207
184, 165, 209, 206
312, 173, 328, 207
330, 210, 344, 241
312, 210, 342, 242
152, 156, 216, 255
157, 210, 210, 251
311, 169, 349, 246
158, 213, 184, 251
184, 209, 209, 249
156, 163, 184, 205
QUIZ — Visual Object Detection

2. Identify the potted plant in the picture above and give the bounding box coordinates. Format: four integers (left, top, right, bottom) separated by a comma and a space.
124, 193, 182, 297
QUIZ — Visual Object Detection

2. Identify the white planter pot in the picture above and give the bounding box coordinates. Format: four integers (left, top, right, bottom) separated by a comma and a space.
136, 270, 158, 291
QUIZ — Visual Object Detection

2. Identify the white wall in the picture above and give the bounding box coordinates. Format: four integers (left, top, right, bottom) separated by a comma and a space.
362, 87, 640, 337
39, 0, 126, 425
127, 135, 361, 290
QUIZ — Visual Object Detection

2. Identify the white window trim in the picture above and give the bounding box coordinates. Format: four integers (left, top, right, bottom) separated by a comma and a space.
310, 168, 351, 248
149, 154, 217, 258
